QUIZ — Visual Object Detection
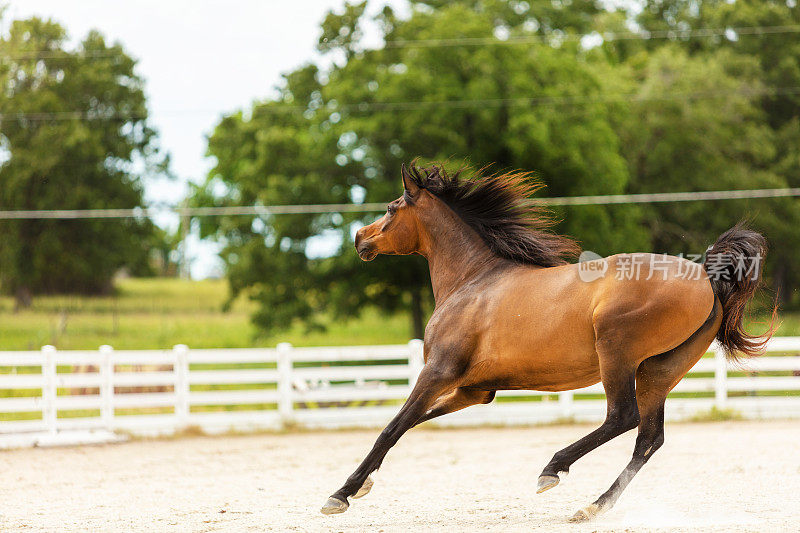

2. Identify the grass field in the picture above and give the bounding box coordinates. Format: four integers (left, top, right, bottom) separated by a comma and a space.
0, 278, 412, 350
0, 277, 792, 351
0, 278, 796, 422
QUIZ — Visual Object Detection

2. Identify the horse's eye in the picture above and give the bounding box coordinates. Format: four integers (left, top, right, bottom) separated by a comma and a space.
387, 205, 396, 215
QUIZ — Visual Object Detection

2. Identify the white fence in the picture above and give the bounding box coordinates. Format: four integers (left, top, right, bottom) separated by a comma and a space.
2, 338, 800, 442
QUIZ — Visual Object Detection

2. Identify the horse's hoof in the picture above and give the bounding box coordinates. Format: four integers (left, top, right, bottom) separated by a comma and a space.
352, 475, 373, 499
536, 474, 560, 494
320, 497, 349, 515
569, 503, 601, 522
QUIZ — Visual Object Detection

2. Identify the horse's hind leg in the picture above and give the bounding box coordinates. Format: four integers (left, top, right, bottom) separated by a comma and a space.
536, 354, 641, 493
570, 301, 722, 522
569, 386, 666, 521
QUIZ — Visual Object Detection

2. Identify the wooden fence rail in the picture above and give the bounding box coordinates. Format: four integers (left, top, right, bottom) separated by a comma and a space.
2, 338, 800, 443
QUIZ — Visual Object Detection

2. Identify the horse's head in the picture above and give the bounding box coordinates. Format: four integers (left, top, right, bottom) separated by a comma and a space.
354, 163, 430, 261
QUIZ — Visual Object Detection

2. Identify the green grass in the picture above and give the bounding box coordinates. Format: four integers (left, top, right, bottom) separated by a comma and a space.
0, 278, 414, 350
0, 277, 794, 350
0, 278, 419, 421
1, 279, 798, 424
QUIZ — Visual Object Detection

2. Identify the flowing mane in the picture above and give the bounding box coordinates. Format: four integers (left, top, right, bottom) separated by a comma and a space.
404, 162, 580, 267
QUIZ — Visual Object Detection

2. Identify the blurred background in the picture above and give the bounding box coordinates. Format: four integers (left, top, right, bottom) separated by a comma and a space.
1, 0, 799, 350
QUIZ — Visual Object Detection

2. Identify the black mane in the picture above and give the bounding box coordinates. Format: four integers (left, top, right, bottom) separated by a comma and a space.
404, 162, 580, 267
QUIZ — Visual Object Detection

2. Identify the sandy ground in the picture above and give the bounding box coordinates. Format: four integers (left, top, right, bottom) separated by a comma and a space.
1, 420, 799, 532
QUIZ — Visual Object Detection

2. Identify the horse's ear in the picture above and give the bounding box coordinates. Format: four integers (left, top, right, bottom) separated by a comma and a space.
426, 166, 441, 183
401, 163, 420, 196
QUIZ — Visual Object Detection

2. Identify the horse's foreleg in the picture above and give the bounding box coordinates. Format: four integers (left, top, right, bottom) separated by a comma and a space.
537, 365, 639, 494
321, 365, 456, 515
335, 387, 489, 507
413, 388, 494, 427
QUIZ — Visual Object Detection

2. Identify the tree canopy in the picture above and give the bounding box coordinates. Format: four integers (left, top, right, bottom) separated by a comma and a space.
196, 0, 800, 338
0, 15, 166, 306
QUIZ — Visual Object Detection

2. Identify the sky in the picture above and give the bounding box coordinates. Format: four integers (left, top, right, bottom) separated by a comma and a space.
5, 0, 406, 277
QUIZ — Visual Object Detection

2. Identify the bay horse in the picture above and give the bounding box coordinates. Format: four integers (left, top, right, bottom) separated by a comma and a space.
321, 162, 773, 521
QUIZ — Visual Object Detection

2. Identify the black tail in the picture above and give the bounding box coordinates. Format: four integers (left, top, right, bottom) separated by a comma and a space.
704, 223, 776, 362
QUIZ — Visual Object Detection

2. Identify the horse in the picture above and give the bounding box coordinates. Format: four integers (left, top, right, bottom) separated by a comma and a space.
321, 162, 774, 521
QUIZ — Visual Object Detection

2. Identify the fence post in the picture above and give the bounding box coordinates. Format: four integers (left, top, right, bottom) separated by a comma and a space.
408, 339, 424, 389
99, 345, 114, 430
41, 345, 57, 435
714, 343, 727, 409
174, 344, 190, 428
277, 343, 293, 426
558, 390, 574, 419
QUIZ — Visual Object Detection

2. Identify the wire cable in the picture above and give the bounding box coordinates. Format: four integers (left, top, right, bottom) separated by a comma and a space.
1, 187, 799, 220
2, 86, 799, 122
0, 49, 128, 61
3, 24, 799, 61
382, 24, 800, 48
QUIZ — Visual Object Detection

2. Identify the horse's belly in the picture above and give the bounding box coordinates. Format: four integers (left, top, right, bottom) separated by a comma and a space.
465, 370, 600, 393
467, 328, 601, 392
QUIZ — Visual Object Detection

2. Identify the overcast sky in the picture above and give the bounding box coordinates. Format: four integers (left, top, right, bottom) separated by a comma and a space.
5, 0, 406, 276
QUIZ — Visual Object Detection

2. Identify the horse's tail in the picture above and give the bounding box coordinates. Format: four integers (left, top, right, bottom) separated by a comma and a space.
704, 222, 777, 363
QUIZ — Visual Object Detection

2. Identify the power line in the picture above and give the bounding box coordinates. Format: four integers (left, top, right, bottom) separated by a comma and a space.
0, 110, 148, 121
539, 187, 800, 206
3, 23, 799, 62
382, 24, 800, 48
0, 49, 127, 61
2, 187, 799, 220
2, 86, 799, 122
331, 86, 800, 113
0, 204, 386, 220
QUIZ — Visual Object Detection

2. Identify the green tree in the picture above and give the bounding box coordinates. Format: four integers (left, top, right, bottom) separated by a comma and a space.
615, 46, 793, 245
633, 0, 800, 133
628, 0, 800, 305
0, 16, 165, 307
196, 0, 647, 339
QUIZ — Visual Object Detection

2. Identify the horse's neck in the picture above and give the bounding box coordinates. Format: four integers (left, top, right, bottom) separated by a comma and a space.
420, 210, 501, 304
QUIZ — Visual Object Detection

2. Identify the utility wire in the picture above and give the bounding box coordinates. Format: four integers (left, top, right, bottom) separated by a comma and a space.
3, 24, 799, 62
0, 49, 129, 61
382, 24, 800, 48
2, 86, 799, 122
2, 187, 799, 220
330, 86, 800, 113
539, 187, 800, 206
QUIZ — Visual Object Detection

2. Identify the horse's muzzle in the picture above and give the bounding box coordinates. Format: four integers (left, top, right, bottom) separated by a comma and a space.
356, 242, 377, 261
355, 230, 378, 261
